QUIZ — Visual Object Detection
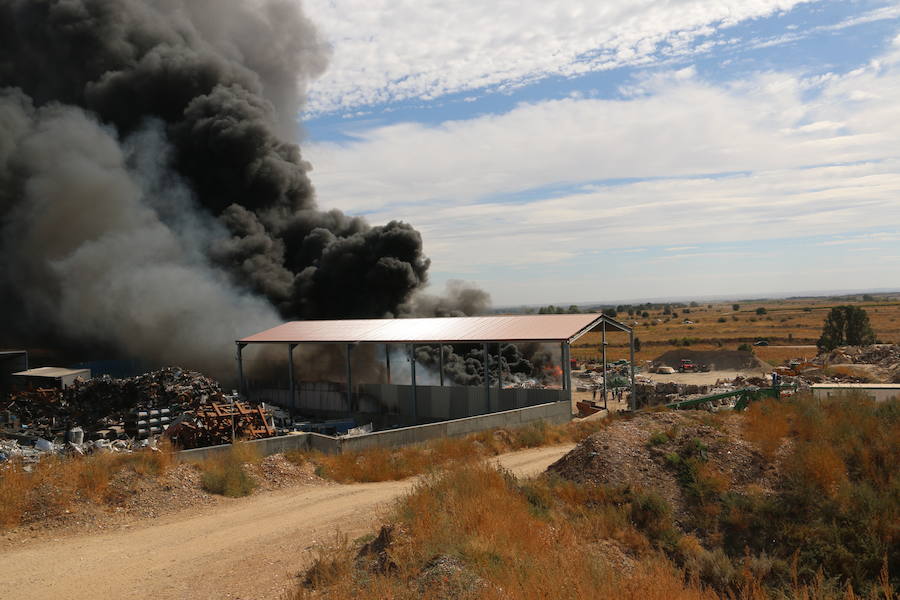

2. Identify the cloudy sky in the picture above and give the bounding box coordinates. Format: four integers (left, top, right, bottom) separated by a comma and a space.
298, 0, 900, 306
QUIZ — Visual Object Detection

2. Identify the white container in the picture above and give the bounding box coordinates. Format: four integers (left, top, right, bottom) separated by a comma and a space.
67, 427, 84, 445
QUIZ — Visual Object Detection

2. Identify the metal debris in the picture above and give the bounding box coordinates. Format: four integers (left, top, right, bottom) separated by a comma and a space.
2, 367, 274, 450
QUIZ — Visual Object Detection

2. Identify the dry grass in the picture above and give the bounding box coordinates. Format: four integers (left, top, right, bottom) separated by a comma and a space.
293, 393, 897, 599
569, 298, 900, 364
287, 418, 611, 484
0, 441, 175, 528
293, 456, 893, 600
198, 442, 261, 497
292, 463, 717, 600
742, 400, 794, 459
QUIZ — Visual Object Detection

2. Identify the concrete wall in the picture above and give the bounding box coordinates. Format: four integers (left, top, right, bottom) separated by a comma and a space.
250, 381, 565, 423
177, 400, 572, 462
812, 386, 900, 403
178, 431, 341, 463
341, 399, 572, 454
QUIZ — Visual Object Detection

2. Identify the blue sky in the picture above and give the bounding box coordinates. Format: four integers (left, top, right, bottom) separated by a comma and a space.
298, 0, 900, 306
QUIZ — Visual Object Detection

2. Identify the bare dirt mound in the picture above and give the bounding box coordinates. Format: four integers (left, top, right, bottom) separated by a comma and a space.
653, 349, 765, 371
547, 411, 770, 526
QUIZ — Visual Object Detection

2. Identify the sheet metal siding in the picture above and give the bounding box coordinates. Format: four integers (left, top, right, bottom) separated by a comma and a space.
240, 314, 618, 344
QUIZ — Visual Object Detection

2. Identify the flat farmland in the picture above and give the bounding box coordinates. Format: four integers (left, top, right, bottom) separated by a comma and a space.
570, 297, 900, 367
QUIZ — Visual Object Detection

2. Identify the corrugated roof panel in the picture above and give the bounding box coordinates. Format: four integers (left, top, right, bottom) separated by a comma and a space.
239, 314, 618, 344
12, 367, 90, 378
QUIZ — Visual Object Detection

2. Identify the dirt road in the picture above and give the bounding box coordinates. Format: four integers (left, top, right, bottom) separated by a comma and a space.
0, 444, 574, 600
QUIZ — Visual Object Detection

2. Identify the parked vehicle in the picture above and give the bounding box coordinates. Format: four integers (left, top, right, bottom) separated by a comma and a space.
679, 359, 696, 372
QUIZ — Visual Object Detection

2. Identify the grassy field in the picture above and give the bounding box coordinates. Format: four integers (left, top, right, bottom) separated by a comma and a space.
571, 296, 900, 366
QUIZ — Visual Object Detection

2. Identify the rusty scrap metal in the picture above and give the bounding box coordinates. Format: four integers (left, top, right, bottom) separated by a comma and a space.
164, 399, 274, 449
3, 367, 274, 448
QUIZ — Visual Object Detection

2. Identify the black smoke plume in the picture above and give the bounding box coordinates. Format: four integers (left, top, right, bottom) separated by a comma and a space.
0, 0, 467, 377
413, 343, 557, 387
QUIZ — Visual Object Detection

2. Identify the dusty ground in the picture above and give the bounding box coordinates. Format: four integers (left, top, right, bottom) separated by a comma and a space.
0, 444, 573, 600
642, 369, 768, 385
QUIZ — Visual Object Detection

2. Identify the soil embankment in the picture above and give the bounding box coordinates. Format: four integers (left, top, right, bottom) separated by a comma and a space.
653, 349, 766, 371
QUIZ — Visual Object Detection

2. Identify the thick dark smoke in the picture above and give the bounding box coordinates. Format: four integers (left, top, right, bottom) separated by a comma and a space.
399, 280, 491, 317
414, 342, 557, 387
0, 0, 465, 377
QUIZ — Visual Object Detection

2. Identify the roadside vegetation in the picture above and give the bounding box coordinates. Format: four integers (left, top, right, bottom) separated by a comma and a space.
198, 442, 260, 497
0, 441, 175, 528
296, 394, 898, 599
0, 418, 609, 530
286, 417, 611, 483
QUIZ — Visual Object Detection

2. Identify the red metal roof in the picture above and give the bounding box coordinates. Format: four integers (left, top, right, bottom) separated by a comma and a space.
239, 314, 629, 345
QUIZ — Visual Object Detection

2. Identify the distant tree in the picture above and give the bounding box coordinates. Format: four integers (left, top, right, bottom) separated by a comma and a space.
737, 343, 752, 352
817, 306, 876, 351
862, 294, 875, 302
689, 301, 699, 307
717, 317, 727, 323
603, 307, 617, 317
671, 311, 679, 318
641, 311, 650, 318
567, 305, 580, 314
707, 304, 713, 309
803, 307, 812, 312
732, 304, 740, 311
755, 307, 767, 315
663, 304, 672, 315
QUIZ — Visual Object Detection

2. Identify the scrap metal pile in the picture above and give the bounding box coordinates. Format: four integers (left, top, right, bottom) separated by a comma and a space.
2, 367, 274, 449
165, 399, 274, 449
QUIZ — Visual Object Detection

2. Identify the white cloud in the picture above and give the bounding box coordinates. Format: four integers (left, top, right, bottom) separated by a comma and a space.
305, 38, 900, 278
303, 0, 815, 114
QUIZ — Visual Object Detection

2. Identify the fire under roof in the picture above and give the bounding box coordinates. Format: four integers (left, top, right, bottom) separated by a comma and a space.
239, 314, 631, 345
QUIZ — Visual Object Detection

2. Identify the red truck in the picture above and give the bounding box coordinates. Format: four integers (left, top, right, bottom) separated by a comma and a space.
678, 359, 696, 372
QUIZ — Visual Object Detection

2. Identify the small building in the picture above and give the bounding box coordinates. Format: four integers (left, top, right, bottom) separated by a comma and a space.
11, 367, 91, 390
810, 383, 900, 403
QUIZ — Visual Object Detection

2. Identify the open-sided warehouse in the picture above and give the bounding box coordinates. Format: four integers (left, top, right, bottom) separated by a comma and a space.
237, 313, 634, 428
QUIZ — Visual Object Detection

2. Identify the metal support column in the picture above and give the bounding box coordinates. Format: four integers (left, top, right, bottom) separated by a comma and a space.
409, 344, 417, 424
288, 343, 297, 406
562, 342, 572, 407
236, 342, 247, 398
346, 343, 354, 411
483, 342, 490, 414
439, 343, 444, 387
497, 342, 502, 394
385, 344, 391, 384
602, 321, 608, 409
629, 329, 636, 411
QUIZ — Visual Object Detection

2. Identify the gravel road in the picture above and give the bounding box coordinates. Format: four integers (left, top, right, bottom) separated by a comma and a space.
0, 444, 574, 600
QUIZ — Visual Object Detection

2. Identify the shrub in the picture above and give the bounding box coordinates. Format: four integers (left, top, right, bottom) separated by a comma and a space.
200, 443, 259, 497
743, 399, 792, 458
648, 431, 670, 446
